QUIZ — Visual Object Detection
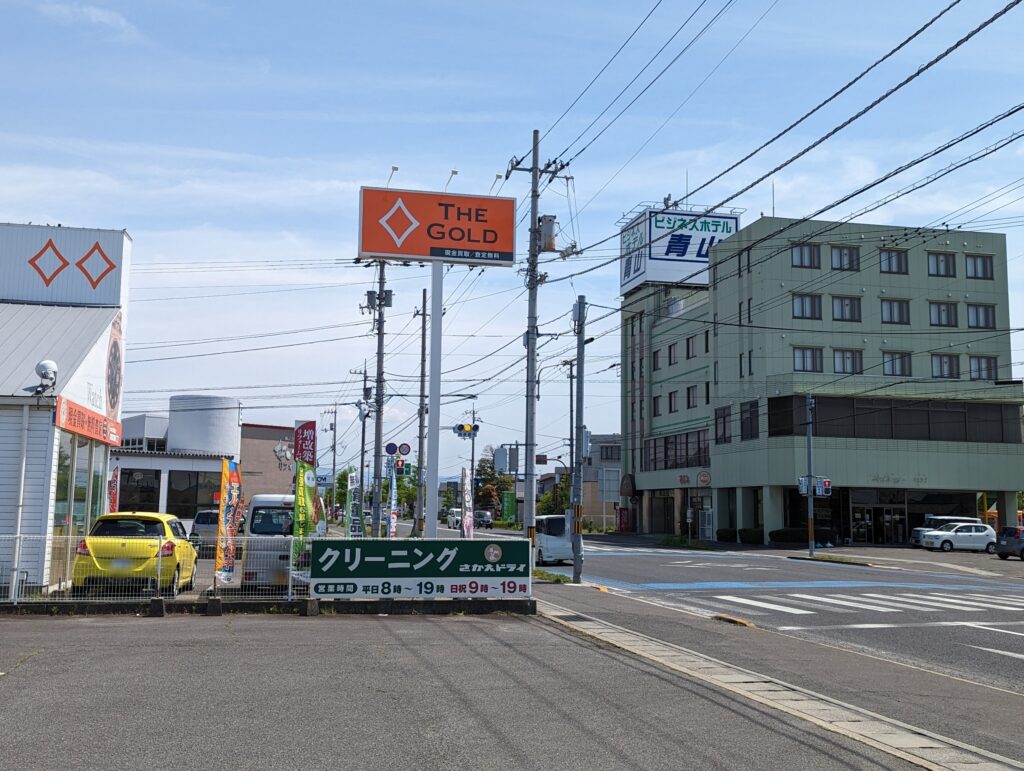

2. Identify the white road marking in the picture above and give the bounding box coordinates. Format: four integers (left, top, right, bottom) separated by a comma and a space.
888, 594, 985, 611
963, 623, 1024, 638
967, 645, 1024, 661
713, 595, 814, 615
912, 593, 1024, 611
789, 594, 901, 613
778, 620, 1024, 632
858, 594, 942, 612
962, 593, 1024, 606
779, 623, 897, 631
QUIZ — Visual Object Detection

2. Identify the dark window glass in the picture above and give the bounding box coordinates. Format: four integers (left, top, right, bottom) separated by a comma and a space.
792, 243, 820, 268
928, 252, 956, 277
855, 399, 892, 439
881, 299, 910, 324
967, 304, 996, 329
740, 400, 759, 441
792, 294, 822, 319
118, 468, 161, 513
815, 397, 855, 437
768, 396, 799, 437
966, 254, 993, 279
715, 406, 732, 444
879, 249, 908, 274
892, 403, 929, 440
831, 245, 860, 271
929, 302, 958, 327
930, 402, 967, 442
967, 404, 1002, 442
832, 296, 861, 322
90, 517, 165, 537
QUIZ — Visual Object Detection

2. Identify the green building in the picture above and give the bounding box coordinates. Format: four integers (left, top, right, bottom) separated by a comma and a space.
620, 215, 1022, 544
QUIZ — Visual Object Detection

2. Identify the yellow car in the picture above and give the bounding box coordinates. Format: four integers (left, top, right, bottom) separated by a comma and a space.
71, 512, 198, 598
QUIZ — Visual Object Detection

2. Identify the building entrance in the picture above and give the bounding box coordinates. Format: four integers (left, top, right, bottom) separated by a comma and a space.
851, 505, 908, 545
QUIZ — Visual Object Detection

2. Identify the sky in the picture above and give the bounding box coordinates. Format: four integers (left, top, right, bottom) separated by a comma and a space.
2, 0, 1023, 479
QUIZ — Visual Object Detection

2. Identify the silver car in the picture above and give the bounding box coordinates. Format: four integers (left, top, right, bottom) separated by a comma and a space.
241, 495, 297, 587
189, 509, 220, 554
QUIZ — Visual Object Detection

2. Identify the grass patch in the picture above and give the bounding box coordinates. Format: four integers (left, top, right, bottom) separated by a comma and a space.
808, 554, 868, 565
533, 568, 570, 583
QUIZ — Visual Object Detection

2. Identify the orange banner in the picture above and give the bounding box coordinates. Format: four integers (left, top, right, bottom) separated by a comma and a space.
54, 396, 122, 446
359, 187, 515, 266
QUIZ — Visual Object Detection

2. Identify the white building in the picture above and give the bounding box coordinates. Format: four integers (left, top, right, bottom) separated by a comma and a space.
0, 223, 131, 594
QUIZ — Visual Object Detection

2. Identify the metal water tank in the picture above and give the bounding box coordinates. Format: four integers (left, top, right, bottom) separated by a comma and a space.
166, 395, 241, 457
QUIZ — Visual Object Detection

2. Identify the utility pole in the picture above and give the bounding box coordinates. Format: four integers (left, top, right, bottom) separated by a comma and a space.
469, 405, 477, 512
806, 393, 816, 558
523, 129, 541, 551
508, 128, 567, 550
563, 359, 575, 475
372, 264, 389, 538
415, 288, 428, 536
358, 362, 369, 509
330, 405, 338, 519
570, 295, 586, 583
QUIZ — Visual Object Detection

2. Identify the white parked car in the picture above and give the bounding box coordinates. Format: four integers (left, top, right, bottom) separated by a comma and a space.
446, 508, 463, 530
921, 523, 997, 553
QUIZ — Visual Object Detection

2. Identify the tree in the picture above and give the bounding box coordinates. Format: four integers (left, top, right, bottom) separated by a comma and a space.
475, 483, 499, 512
476, 446, 514, 497
537, 474, 569, 516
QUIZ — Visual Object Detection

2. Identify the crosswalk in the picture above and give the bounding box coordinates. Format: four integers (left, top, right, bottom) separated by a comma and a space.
679, 591, 1024, 619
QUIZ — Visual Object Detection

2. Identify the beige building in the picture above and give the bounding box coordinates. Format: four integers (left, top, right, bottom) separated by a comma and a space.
240, 423, 295, 499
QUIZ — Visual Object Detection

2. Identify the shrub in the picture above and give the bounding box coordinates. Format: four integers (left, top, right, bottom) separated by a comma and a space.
716, 528, 764, 544
768, 527, 838, 544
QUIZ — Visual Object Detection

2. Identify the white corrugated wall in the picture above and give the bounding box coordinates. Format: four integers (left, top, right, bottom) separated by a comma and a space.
0, 404, 58, 586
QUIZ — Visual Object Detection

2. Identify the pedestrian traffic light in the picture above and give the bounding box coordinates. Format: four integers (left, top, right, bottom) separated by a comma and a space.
395, 459, 406, 476
822, 478, 831, 497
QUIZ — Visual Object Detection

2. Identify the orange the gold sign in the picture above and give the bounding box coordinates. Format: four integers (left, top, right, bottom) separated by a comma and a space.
54, 396, 122, 446
359, 187, 516, 267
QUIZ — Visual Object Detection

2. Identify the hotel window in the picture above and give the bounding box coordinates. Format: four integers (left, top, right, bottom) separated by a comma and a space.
668, 390, 679, 413
792, 293, 822, 320
967, 304, 996, 329
928, 251, 956, 277
687, 385, 698, 409
881, 298, 910, 325
747, 298, 752, 323
667, 343, 678, 365
715, 406, 732, 444
739, 353, 744, 378
969, 355, 997, 380
653, 396, 662, 417
931, 354, 960, 380
704, 330, 710, 353
652, 350, 660, 371
882, 351, 912, 377
686, 335, 697, 359
748, 349, 753, 376
740, 400, 759, 441
966, 254, 993, 279
793, 347, 823, 373
929, 301, 958, 327
879, 249, 908, 274
833, 349, 863, 375
831, 245, 860, 271
791, 243, 820, 268
832, 296, 861, 322
704, 381, 710, 405
738, 301, 743, 326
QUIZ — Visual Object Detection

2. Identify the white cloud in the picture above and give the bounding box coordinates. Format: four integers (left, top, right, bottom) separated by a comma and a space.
36, 2, 145, 43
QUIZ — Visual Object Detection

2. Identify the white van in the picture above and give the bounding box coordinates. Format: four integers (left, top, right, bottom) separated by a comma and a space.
535, 514, 575, 566
446, 508, 463, 530
909, 515, 982, 548
241, 494, 295, 586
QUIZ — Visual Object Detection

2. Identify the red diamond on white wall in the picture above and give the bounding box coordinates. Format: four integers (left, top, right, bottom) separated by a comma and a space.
28, 239, 70, 286
76, 242, 116, 289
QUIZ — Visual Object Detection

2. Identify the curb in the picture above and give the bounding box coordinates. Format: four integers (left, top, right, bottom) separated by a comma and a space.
787, 555, 875, 568
0, 597, 537, 616
712, 614, 756, 628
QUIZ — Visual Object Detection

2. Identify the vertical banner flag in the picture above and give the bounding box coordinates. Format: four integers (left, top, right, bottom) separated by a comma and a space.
462, 467, 474, 539
345, 470, 357, 537
215, 459, 243, 583
107, 464, 119, 513
293, 420, 317, 563
388, 459, 399, 539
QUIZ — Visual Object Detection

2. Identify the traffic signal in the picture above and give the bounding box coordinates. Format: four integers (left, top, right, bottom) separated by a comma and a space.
453, 423, 480, 438
822, 478, 832, 497
395, 459, 406, 476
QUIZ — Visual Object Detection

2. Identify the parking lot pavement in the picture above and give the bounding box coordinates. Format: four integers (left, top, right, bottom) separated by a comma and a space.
0, 615, 915, 770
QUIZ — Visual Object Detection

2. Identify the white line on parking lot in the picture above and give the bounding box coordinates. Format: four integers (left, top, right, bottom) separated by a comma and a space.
963, 623, 1024, 638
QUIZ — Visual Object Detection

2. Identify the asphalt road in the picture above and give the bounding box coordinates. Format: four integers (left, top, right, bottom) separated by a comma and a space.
0, 615, 914, 771
541, 542, 1024, 690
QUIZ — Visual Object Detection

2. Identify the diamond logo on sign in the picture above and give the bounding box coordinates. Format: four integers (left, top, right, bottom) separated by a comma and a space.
76, 242, 117, 289
379, 198, 420, 248
28, 239, 70, 287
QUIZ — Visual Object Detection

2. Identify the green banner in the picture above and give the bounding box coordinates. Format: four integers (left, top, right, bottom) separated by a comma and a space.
310, 539, 531, 599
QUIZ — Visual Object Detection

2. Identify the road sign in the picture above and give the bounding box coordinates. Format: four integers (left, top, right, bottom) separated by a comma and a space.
398, 442, 411, 456
359, 187, 516, 267
385, 442, 398, 456
798, 476, 809, 496
310, 539, 531, 599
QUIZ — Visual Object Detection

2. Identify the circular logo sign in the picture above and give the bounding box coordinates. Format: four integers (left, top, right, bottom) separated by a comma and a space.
484, 544, 503, 564
696, 470, 712, 487
398, 442, 411, 456
304, 470, 316, 488
385, 442, 398, 456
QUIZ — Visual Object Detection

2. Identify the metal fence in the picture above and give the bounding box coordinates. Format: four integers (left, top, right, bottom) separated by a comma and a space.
0, 534, 324, 604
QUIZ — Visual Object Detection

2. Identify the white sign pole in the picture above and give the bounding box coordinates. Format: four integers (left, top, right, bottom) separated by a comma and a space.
424, 261, 444, 538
